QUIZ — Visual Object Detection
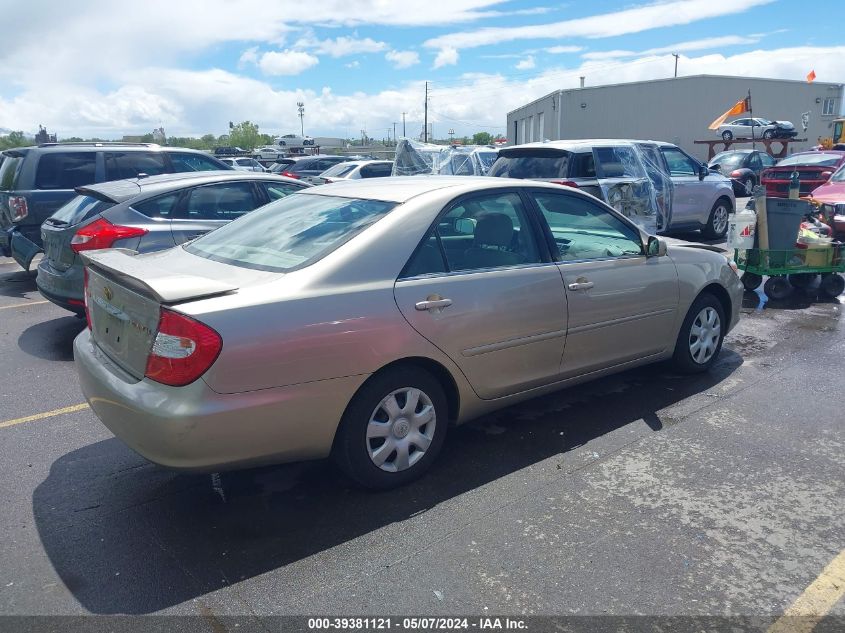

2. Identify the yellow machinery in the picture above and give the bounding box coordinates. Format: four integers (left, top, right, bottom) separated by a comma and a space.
819, 118, 844, 148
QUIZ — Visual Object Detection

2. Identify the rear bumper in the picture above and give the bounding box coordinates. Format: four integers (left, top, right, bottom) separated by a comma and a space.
36, 259, 85, 314
73, 329, 367, 471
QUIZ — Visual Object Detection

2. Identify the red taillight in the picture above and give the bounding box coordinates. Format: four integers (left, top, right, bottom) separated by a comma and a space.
83, 268, 92, 329
70, 218, 148, 253
9, 196, 28, 221
549, 180, 580, 188
730, 170, 742, 178
145, 308, 222, 387
280, 171, 300, 179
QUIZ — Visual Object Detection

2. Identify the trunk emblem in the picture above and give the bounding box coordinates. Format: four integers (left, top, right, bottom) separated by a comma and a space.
104, 286, 113, 301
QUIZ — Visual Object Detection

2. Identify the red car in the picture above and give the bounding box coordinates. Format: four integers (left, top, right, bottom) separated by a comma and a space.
760, 150, 845, 198
809, 163, 845, 239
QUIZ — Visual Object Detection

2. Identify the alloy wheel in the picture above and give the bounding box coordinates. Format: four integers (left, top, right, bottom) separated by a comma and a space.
712, 204, 729, 235
689, 307, 721, 364
366, 387, 437, 473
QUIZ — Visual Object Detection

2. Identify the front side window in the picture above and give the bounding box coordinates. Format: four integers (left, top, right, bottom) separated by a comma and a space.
183, 182, 258, 220
35, 153, 97, 189
532, 192, 643, 261
661, 148, 698, 176
104, 152, 168, 180
402, 192, 542, 277
186, 194, 395, 272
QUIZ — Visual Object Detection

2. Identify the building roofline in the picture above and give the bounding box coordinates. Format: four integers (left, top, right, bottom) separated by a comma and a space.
507, 74, 844, 116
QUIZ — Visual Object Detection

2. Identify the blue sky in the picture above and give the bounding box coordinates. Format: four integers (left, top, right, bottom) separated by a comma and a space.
1, 0, 842, 140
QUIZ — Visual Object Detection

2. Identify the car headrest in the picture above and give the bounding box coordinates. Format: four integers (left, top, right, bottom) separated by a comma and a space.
474, 213, 514, 247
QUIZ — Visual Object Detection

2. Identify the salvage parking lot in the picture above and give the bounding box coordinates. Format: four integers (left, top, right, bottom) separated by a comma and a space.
1, 223, 844, 629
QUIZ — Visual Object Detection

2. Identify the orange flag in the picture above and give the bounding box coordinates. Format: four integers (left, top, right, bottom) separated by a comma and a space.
807, 69, 816, 83
708, 98, 750, 130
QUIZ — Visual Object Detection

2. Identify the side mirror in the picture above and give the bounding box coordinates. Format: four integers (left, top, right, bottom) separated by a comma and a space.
709, 163, 721, 172
698, 164, 708, 181
647, 236, 667, 257
453, 217, 476, 235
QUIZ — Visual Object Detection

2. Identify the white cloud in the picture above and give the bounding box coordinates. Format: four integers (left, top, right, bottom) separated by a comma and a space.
424, 0, 776, 50
583, 35, 762, 60
515, 56, 536, 70
433, 47, 460, 69
544, 45, 583, 54
345, 60, 361, 69
386, 50, 421, 69
258, 50, 320, 76
301, 36, 388, 57
238, 46, 260, 66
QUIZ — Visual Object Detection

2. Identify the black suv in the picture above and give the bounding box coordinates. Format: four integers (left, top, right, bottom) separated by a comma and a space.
0, 143, 231, 269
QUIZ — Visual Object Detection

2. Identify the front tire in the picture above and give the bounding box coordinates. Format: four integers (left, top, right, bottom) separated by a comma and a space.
333, 366, 448, 489
722, 130, 733, 141
702, 199, 731, 239
672, 293, 726, 373
763, 130, 774, 140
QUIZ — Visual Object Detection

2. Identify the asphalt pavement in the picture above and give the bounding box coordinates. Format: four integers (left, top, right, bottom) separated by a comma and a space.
0, 238, 843, 631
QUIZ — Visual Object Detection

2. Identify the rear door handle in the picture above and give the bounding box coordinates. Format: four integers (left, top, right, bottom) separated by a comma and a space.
415, 298, 453, 311
567, 281, 594, 291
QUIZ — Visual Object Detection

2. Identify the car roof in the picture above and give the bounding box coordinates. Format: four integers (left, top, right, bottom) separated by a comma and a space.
503, 139, 671, 153
299, 175, 570, 203
76, 171, 302, 202
4, 143, 212, 155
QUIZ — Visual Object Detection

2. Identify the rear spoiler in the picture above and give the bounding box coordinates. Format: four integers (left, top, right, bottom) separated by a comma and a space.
81, 249, 238, 304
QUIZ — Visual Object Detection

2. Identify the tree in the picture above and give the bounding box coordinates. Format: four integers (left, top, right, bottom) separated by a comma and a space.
227, 121, 262, 150
472, 131, 493, 145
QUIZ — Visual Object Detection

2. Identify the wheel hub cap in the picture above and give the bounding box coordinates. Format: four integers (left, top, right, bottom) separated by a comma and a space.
689, 307, 721, 364
366, 387, 437, 473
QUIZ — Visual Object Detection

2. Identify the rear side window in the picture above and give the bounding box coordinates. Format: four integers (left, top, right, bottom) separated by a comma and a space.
263, 182, 304, 200
594, 146, 645, 179
321, 162, 357, 178
488, 151, 570, 179
0, 155, 23, 190
169, 153, 226, 172
569, 153, 596, 178
131, 192, 181, 219
104, 152, 168, 180
183, 182, 258, 220
48, 195, 114, 225
360, 163, 393, 178
35, 153, 97, 189
288, 160, 317, 173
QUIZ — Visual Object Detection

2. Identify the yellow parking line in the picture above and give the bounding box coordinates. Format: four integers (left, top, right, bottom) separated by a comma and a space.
0, 403, 90, 429
0, 300, 50, 310
767, 548, 845, 633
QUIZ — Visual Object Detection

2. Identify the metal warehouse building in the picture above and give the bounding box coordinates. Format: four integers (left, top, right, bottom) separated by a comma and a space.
507, 75, 844, 161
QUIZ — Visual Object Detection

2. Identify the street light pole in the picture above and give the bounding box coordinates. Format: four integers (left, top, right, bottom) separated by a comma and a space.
672, 53, 679, 78
297, 101, 305, 136
402, 112, 406, 137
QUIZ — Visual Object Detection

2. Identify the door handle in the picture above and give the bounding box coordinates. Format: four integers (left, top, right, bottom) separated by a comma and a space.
567, 281, 594, 291
415, 297, 453, 311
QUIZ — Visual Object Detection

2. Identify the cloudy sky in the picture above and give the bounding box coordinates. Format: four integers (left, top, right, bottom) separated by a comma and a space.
1, 0, 842, 140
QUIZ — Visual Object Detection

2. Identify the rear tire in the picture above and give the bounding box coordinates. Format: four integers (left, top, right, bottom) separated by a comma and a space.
722, 130, 733, 141
820, 274, 845, 298
672, 293, 726, 374
332, 366, 448, 489
702, 199, 731, 239
763, 130, 774, 140
764, 276, 792, 300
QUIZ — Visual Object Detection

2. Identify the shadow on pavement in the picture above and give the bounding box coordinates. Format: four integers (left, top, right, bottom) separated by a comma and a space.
18, 315, 86, 361
0, 268, 37, 298
32, 350, 742, 614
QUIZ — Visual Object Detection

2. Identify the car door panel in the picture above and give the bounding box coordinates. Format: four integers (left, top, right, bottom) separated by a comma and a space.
395, 266, 568, 399
557, 256, 679, 375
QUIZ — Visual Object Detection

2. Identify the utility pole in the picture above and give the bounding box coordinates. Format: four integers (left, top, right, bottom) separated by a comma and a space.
672, 53, 679, 78
424, 82, 428, 143
393, 122, 397, 145
297, 101, 305, 136
448, 128, 455, 144
402, 112, 406, 137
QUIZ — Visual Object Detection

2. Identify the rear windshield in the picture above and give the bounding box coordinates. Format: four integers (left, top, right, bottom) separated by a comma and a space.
488, 151, 570, 179
0, 155, 23, 190
185, 193, 396, 273
35, 152, 98, 189
777, 153, 843, 167
710, 153, 746, 169
47, 195, 114, 226
321, 162, 357, 177
475, 152, 498, 171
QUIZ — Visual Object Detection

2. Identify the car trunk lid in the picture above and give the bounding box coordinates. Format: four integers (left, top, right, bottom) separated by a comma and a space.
82, 249, 239, 379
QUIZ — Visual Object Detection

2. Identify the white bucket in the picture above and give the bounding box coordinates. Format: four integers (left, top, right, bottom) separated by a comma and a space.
727, 209, 757, 250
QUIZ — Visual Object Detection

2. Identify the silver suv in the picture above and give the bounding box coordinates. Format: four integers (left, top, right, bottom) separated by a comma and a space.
489, 139, 735, 238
